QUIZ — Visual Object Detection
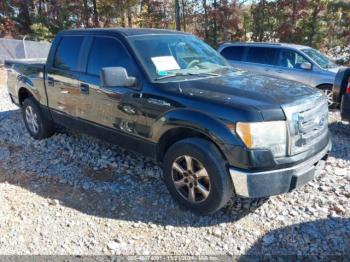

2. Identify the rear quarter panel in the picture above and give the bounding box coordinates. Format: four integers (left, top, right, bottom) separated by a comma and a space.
5, 60, 47, 106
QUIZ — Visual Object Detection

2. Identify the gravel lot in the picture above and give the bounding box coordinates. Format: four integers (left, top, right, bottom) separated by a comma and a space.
0, 82, 349, 258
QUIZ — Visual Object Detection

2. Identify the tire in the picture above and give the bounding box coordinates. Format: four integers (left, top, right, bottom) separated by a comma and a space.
163, 137, 233, 215
22, 97, 54, 139
318, 84, 336, 109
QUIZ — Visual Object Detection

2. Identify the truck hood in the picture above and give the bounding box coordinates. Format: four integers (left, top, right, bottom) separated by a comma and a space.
177, 69, 320, 109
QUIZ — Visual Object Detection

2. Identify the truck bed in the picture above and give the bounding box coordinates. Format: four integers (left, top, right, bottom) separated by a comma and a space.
5, 58, 46, 70
5, 58, 47, 106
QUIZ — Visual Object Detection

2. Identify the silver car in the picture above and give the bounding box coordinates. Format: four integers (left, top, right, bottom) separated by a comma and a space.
218, 42, 344, 107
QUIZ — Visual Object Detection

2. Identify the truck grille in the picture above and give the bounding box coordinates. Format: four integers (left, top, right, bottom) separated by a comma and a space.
282, 93, 329, 156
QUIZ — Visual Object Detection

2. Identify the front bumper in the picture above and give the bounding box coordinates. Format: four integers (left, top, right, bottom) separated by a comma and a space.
229, 139, 331, 198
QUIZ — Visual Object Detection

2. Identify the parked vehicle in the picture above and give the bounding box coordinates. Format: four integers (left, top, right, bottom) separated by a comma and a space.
333, 68, 350, 122
5, 29, 331, 214
218, 42, 345, 107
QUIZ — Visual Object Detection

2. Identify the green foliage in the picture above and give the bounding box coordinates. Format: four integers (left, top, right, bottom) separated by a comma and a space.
30, 23, 53, 41
250, 0, 350, 49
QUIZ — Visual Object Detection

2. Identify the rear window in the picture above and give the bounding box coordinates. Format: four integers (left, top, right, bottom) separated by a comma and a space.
245, 47, 278, 65
54, 36, 84, 71
220, 46, 245, 61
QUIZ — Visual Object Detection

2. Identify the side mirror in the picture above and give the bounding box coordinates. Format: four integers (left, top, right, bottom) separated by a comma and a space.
100, 67, 137, 88
300, 62, 312, 70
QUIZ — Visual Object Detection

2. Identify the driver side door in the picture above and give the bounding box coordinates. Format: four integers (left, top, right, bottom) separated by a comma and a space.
78, 36, 146, 139
272, 49, 312, 85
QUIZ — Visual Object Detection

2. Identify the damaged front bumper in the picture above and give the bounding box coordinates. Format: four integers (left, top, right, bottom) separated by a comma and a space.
229, 139, 331, 198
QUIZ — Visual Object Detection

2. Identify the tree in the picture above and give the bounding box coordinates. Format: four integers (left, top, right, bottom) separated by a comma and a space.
323, 0, 350, 48
175, 0, 181, 30
250, 0, 277, 41
0, 0, 349, 50
92, 0, 99, 26
274, 0, 308, 43
203, 0, 208, 40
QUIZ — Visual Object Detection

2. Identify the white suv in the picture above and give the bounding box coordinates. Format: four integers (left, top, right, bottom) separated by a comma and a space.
218, 42, 345, 107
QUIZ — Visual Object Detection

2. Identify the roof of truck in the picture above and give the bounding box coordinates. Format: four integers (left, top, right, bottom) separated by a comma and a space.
218, 42, 311, 51
61, 28, 190, 37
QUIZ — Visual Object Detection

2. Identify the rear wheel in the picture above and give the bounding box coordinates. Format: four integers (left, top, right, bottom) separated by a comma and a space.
22, 97, 54, 139
163, 138, 233, 215
319, 84, 336, 108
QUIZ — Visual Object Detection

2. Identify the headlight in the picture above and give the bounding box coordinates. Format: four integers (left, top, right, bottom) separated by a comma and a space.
234, 121, 288, 157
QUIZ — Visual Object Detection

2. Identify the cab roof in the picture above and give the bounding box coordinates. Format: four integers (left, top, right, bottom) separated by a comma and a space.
219, 42, 311, 51
61, 28, 190, 37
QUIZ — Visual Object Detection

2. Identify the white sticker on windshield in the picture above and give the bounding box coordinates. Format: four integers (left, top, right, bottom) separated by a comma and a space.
151, 56, 180, 73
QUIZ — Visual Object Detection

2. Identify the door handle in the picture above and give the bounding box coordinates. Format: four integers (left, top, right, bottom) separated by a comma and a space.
276, 70, 284, 73
80, 83, 89, 95
47, 77, 54, 86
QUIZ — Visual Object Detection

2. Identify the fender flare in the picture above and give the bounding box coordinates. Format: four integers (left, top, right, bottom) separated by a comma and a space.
152, 108, 244, 155
17, 76, 42, 104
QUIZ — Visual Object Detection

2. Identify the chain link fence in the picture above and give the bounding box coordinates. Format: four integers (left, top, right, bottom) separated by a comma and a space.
0, 38, 50, 86
0, 38, 51, 64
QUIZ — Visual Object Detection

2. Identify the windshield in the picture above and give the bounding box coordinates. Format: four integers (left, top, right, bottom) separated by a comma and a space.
128, 34, 230, 81
302, 48, 337, 69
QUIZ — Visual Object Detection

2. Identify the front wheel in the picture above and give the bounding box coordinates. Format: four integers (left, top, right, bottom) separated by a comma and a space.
163, 138, 233, 215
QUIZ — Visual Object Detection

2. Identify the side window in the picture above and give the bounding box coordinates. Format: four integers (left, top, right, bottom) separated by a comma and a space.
277, 49, 309, 69
54, 36, 83, 71
87, 37, 135, 76
245, 47, 278, 65
220, 46, 245, 61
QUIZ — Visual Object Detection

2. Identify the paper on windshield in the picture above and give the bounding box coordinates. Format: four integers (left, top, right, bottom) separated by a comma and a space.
151, 56, 180, 73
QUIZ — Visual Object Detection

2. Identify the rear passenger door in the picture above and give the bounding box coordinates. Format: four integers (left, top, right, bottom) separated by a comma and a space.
46, 35, 85, 118
78, 36, 145, 137
219, 45, 246, 69
242, 47, 279, 76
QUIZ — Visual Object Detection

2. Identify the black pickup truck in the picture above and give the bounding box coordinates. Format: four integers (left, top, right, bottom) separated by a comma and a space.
5, 29, 331, 214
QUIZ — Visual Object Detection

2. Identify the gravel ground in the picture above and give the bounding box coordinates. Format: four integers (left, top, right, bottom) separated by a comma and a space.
0, 83, 349, 258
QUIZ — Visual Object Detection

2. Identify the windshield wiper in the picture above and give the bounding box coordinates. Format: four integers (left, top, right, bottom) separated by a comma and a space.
155, 72, 220, 80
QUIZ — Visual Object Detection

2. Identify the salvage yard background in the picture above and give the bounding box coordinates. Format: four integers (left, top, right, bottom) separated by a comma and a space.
0, 0, 350, 258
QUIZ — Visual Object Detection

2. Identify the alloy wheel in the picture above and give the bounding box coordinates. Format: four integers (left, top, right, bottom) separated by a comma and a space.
323, 89, 334, 107
25, 105, 39, 134
171, 155, 211, 203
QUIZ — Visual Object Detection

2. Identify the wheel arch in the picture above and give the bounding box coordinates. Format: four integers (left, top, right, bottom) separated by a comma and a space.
316, 83, 333, 89
18, 87, 34, 105
154, 109, 243, 163
157, 127, 226, 163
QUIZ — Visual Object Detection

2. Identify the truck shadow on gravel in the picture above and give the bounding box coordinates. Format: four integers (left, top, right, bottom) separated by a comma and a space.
0, 169, 259, 227
240, 217, 350, 260
0, 109, 260, 226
